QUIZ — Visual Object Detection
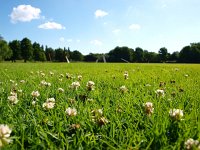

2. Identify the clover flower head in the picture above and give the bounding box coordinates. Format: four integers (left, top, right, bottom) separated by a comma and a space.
10, 91, 17, 97
42, 98, 55, 110
124, 71, 128, 79
0, 124, 12, 148
169, 109, 183, 120
185, 74, 189, 77
185, 138, 200, 150
71, 81, 80, 90
58, 88, 64, 93
49, 71, 54, 76
40, 80, 51, 87
65, 107, 77, 116
78, 75, 82, 81
143, 102, 154, 116
119, 85, 128, 93
31, 91, 40, 98
20, 80, 25, 83
8, 95, 18, 104
86, 81, 95, 91
155, 89, 165, 97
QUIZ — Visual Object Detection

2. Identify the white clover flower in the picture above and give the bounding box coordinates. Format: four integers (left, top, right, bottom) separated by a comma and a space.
77, 75, 82, 81
9, 80, 15, 83
32, 101, 36, 106
65, 107, 77, 116
31, 91, 40, 98
20, 80, 25, 83
8, 96, 18, 104
66, 73, 71, 79
185, 74, 189, 77
87, 98, 94, 102
145, 84, 151, 87
185, 138, 200, 150
143, 102, 154, 116
18, 89, 22, 93
42, 98, 55, 110
119, 85, 128, 93
155, 89, 165, 97
49, 71, 54, 76
86, 81, 95, 91
169, 109, 183, 120
40, 72, 45, 77
0, 124, 12, 148
10, 91, 17, 97
60, 74, 64, 78
40, 80, 51, 87
58, 88, 64, 93
124, 71, 128, 79
71, 81, 80, 90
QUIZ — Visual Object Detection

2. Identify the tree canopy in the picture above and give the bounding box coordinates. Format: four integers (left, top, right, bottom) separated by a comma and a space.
0, 35, 199, 63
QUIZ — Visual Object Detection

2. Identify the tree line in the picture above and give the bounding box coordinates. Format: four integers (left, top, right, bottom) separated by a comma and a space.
0, 36, 200, 63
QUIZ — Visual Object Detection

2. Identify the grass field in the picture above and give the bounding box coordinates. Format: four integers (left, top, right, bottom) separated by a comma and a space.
0, 63, 200, 149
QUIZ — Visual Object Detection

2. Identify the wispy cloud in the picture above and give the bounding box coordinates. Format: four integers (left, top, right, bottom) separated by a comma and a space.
129, 24, 141, 30
95, 9, 108, 18
10, 5, 41, 23
112, 29, 121, 35
90, 40, 102, 46
38, 21, 65, 30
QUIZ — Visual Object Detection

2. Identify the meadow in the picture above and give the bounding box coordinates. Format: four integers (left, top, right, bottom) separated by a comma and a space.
0, 63, 200, 149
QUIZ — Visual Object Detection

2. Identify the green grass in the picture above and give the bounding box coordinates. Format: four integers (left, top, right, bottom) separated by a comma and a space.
0, 63, 200, 149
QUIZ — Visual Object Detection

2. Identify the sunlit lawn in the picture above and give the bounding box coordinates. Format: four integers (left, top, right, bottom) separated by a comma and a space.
0, 63, 200, 149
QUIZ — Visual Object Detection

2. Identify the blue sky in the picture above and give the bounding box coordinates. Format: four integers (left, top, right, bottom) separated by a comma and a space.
0, 0, 200, 54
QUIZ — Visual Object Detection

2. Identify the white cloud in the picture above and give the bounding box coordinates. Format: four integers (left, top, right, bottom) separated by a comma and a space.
59, 37, 65, 42
38, 22, 65, 30
95, 9, 108, 18
112, 29, 121, 34
90, 40, 102, 46
10, 5, 41, 23
129, 24, 141, 30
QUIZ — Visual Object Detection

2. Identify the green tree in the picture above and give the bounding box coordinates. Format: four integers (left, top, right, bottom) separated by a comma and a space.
0, 40, 12, 61
32, 42, 46, 61
169, 51, 179, 62
45, 46, 55, 61
108, 46, 133, 62
9, 40, 21, 62
158, 47, 168, 62
71, 50, 83, 61
21, 37, 33, 62
55, 48, 65, 62
179, 46, 191, 63
135, 47, 144, 62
